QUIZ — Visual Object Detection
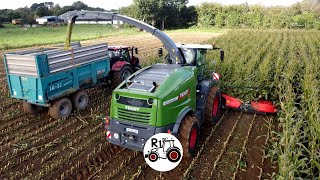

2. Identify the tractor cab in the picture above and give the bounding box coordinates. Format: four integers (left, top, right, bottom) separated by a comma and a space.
108, 46, 141, 71
162, 139, 175, 150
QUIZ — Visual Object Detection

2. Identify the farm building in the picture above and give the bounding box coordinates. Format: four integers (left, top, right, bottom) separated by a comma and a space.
12, 19, 21, 25
36, 16, 62, 25
59, 11, 123, 25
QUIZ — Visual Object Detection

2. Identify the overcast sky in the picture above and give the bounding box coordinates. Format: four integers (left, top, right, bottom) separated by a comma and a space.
2, 0, 303, 10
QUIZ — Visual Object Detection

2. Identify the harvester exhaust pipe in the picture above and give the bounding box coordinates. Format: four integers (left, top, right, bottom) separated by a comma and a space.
64, 16, 78, 50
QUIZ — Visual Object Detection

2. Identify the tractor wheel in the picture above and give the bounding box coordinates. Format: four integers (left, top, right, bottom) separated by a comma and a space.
71, 90, 89, 111
148, 152, 159, 162
166, 148, 182, 163
49, 98, 72, 119
205, 86, 221, 122
113, 65, 133, 87
23, 102, 44, 115
178, 115, 199, 158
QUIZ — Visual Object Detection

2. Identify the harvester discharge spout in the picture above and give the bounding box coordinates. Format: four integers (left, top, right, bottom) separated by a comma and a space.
62, 10, 185, 64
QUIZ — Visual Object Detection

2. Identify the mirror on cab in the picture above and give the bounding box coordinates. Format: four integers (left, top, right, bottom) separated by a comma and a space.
220, 50, 225, 62
135, 48, 138, 54
158, 48, 163, 57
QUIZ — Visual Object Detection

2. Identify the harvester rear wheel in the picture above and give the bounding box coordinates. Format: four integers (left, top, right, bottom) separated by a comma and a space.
178, 115, 199, 158
23, 102, 44, 115
205, 86, 221, 122
71, 90, 89, 111
113, 65, 133, 87
49, 97, 72, 119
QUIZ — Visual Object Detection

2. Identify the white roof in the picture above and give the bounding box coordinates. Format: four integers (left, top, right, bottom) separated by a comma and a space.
175, 43, 214, 50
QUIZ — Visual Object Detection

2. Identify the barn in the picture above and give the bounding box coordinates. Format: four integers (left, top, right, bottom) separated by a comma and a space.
36, 16, 62, 25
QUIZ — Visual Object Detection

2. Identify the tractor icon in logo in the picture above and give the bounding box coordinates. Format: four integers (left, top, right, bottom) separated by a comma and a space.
144, 138, 182, 162
143, 133, 183, 172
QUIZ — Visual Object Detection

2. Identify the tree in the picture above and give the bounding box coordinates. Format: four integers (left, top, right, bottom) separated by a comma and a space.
45, 2, 54, 10
134, 0, 158, 26
35, 6, 53, 17
57, 6, 75, 15
72, 1, 89, 10
133, 0, 191, 29
52, 4, 62, 16
119, 5, 139, 18
0, 9, 20, 22
31, 2, 54, 17
197, 3, 223, 27
181, 6, 198, 26
17, 7, 36, 26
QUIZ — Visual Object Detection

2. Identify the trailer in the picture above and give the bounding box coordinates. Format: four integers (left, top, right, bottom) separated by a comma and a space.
4, 43, 111, 119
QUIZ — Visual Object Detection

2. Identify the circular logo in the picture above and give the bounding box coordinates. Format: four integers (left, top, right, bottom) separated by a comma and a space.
143, 133, 183, 172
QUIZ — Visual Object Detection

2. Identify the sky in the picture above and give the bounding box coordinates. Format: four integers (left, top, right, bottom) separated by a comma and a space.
1, 0, 303, 10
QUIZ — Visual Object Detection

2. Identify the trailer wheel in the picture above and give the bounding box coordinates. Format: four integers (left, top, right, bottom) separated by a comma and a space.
205, 86, 221, 122
113, 65, 133, 87
178, 115, 199, 157
49, 98, 72, 119
23, 102, 44, 115
71, 91, 89, 111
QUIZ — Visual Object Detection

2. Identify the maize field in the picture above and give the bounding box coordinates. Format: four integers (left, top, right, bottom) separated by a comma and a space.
214, 29, 320, 179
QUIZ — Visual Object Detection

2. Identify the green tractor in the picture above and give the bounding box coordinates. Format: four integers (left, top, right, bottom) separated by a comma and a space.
105, 43, 224, 156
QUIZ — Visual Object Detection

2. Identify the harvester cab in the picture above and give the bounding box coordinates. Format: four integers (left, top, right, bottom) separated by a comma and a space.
160, 43, 224, 80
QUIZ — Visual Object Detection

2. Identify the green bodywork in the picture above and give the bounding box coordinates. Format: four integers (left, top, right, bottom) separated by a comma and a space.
110, 66, 198, 127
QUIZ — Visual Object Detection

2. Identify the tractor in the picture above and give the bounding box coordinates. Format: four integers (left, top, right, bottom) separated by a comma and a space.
108, 46, 141, 86
62, 11, 277, 156
144, 138, 182, 163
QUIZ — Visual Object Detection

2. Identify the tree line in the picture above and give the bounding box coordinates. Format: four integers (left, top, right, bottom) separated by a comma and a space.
0, 0, 319, 29
120, 0, 320, 29
119, 0, 197, 29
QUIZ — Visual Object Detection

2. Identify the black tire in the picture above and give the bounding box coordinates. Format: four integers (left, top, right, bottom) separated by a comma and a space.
166, 148, 182, 163
71, 91, 89, 111
22, 102, 44, 115
49, 98, 72, 119
113, 65, 133, 87
205, 86, 221, 122
178, 115, 199, 157
148, 152, 159, 162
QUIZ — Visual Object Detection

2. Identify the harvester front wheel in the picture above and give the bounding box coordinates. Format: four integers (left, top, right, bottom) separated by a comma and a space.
205, 86, 221, 122
23, 102, 44, 115
71, 90, 89, 111
49, 98, 72, 119
113, 65, 133, 87
178, 115, 199, 158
